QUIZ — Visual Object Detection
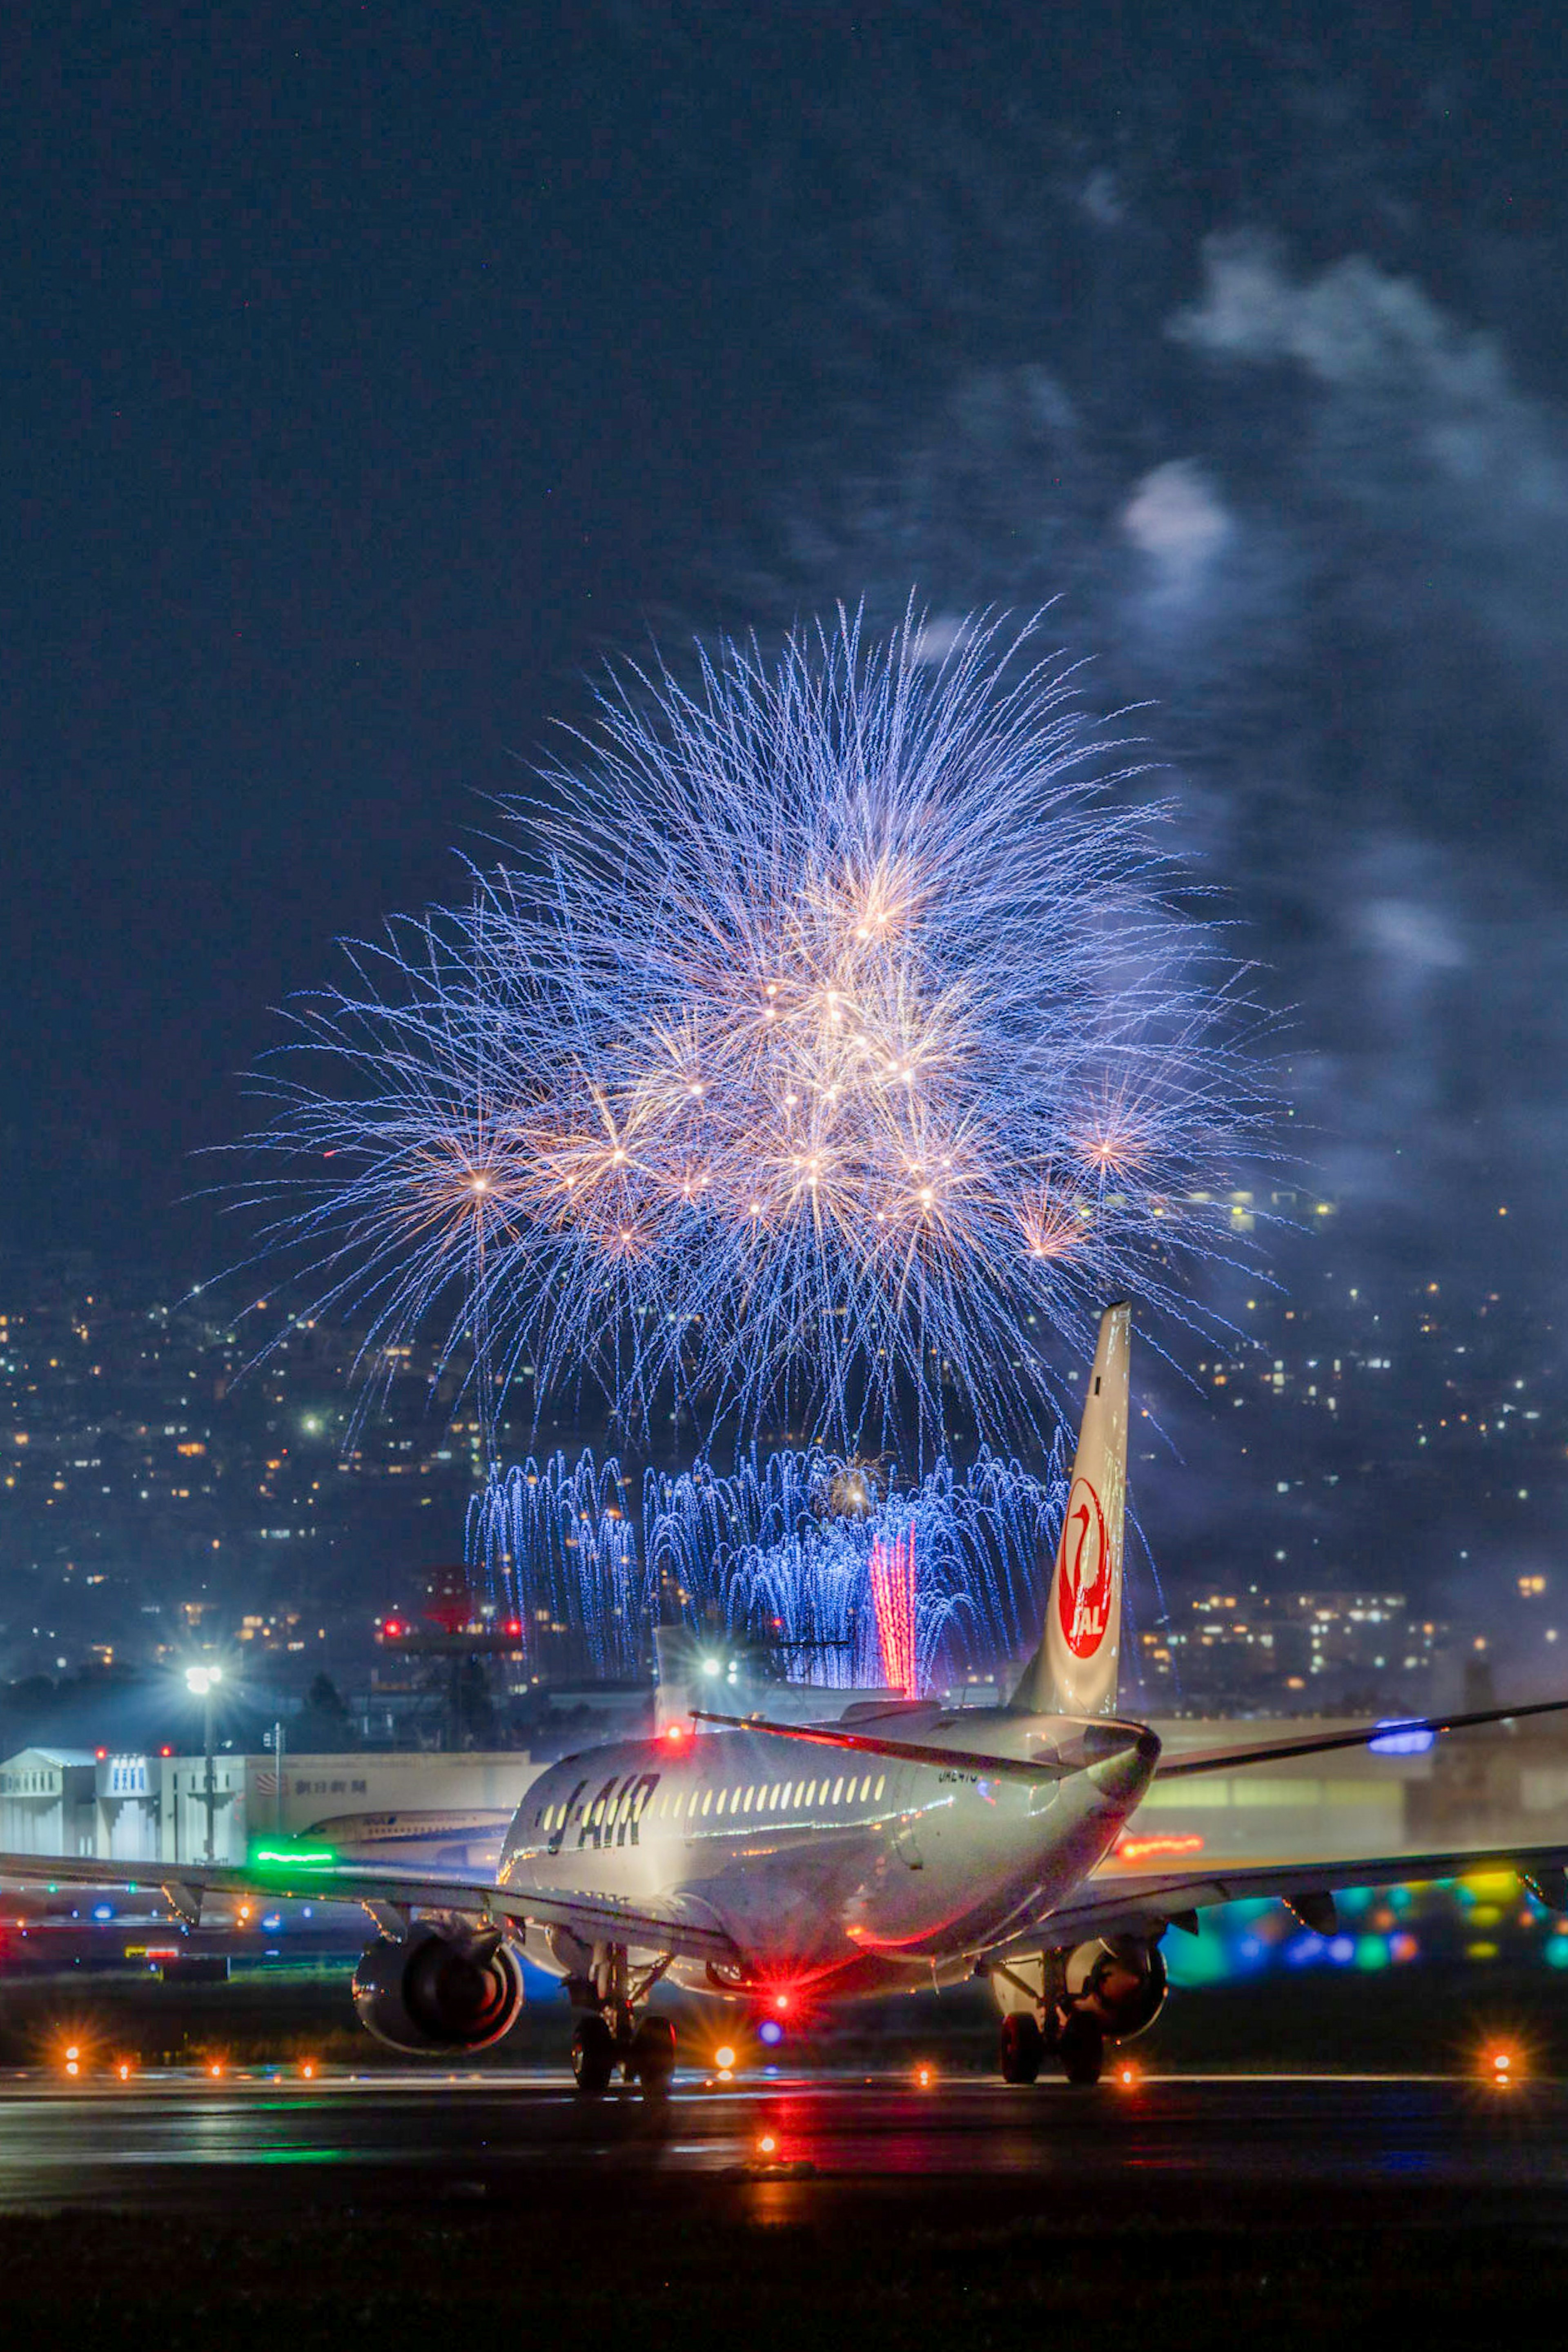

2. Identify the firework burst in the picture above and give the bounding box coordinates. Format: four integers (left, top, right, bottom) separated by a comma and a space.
234, 604, 1272, 1448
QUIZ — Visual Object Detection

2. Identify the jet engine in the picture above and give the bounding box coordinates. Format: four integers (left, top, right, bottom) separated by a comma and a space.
352, 1924, 525, 2054
989, 1936, 1168, 2042
1051, 1937, 1167, 2038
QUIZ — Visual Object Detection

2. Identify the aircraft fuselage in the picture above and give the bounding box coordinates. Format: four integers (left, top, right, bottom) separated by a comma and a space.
499, 1706, 1159, 1998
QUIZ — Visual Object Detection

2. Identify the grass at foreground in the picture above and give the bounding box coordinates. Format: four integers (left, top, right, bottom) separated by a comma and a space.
5, 2206, 1568, 2348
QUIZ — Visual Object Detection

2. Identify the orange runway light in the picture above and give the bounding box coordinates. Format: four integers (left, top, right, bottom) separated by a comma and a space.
209, 2062, 223, 2078
300, 2061, 316, 2080
714, 2044, 736, 2071
1488, 2047, 1517, 2085
756, 2132, 779, 2158
915, 2063, 934, 2089
1118, 2065, 1137, 2088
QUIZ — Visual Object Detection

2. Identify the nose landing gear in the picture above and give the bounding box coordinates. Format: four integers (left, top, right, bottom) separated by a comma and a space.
568, 1942, 677, 2095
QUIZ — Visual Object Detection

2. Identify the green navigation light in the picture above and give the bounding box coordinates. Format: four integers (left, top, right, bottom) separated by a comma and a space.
247, 1841, 339, 1871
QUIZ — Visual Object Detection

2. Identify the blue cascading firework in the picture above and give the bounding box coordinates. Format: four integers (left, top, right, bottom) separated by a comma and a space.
464, 1440, 1069, 1692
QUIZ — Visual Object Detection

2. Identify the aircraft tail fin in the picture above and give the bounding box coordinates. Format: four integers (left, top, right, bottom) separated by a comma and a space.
1011, 1301, 1131, 1719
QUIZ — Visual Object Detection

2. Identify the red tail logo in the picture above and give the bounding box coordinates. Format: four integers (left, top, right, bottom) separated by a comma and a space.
1056, 1475, 1112, 1660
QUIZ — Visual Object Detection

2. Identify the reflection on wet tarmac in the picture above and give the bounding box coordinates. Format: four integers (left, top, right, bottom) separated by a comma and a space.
2, 2070, 1568, 2218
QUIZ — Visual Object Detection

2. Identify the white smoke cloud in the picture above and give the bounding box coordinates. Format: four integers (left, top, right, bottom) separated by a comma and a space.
1120, 460, 1233, 597
1171, 231, 1568, 518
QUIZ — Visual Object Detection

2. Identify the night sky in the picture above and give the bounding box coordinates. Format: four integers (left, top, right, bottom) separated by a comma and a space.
5, 4, 1568, 1624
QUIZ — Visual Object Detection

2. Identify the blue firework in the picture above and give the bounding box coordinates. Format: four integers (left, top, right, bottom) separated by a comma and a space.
236, 604, 1272, 1450
465, 1443, 1067, 1692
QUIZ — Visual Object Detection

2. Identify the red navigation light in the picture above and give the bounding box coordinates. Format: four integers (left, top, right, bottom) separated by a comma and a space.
383, 1619, 403, 1639
503, 1619, 523, 1639
773, 1991, 791, 2012
95, 1748, 107, 1762
664, 1723, 688, 1746
159, 1745, 172, 1757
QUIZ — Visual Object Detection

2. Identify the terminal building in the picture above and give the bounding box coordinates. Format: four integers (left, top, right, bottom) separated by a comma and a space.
0, 1746, 540, 1866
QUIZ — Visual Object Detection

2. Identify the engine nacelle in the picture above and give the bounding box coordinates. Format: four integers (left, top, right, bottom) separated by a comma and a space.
352, 1925, 525, 2054
988, 1937, 1168, 2043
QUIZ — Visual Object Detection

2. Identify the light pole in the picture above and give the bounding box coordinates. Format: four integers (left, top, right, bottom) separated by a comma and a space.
185, 1664, 223, 1863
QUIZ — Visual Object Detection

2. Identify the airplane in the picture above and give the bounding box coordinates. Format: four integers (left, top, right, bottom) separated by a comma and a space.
6, 1298, 1568, 2092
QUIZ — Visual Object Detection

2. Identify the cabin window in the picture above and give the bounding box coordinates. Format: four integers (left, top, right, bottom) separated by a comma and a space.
861, 1775, 873, 1802
743, 1785, 755, 1811
672, 1793, 684, 1819
804, 1780, 818, 1805
832, 1777, 844, 1803
702, 1789, 713, 1816
874, 1775, 886, 1801
716, 1788, 728, 1815
767, 1784, 780, 1810
541, 1806, 553, 1832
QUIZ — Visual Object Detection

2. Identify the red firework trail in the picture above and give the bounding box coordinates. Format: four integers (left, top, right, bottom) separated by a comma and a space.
869, 1525, 918, 1697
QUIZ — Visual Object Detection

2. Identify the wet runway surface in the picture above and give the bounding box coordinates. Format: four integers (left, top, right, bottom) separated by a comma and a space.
4, 2067, 1568, 2224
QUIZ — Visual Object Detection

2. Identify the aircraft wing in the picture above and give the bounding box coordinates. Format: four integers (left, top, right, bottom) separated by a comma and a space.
0, 1849, 742, 1967
980, 1838, 1568, 1962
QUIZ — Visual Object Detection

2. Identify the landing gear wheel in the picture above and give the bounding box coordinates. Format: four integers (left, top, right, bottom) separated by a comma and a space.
571, 2013, 616, 2094
999, 2011, 1044, 2085
630, 2014, 677, 2094
1058, 2011, 1104, 2086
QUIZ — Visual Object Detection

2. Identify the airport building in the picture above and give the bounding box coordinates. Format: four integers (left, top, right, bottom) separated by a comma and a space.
0, 1746, 541, 1865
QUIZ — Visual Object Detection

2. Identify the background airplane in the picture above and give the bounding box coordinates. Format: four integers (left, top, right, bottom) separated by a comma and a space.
5, 1303, 1566, 2090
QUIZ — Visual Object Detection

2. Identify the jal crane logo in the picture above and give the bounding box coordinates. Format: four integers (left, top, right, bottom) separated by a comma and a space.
1055, 1475, 1112, 1660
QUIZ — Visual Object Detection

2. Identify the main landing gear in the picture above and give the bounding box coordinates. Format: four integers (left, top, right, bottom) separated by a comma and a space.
567, 1942, 677, 2096
998, 2004, 1105, 2087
